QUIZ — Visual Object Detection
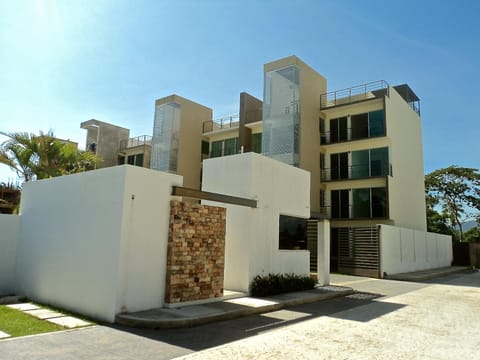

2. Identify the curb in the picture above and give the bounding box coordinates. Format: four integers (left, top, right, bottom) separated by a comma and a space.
116, 287, 354, 329
385, 266, 472, 282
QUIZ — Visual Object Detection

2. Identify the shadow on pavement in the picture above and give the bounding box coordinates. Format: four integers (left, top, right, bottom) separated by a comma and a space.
109, 292, 403, 352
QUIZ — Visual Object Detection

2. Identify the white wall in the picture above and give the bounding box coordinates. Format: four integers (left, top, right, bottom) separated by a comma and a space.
380, 224, 452, 276
385, 87, 427, 231
202, 153, 312, 293
0, 215, 20, 293
117, 166, 182, 314
16, 165, 182, 322
17, 166, 127, 322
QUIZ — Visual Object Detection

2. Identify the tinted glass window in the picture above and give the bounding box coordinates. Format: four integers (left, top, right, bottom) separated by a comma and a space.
369, 110, 385, 137
279, 215, 307, 250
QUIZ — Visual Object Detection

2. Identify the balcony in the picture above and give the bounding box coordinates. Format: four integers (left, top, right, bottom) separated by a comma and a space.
119, 135, 152, 151
320, 80, 389, 110
321, 164, 391, 182
320, 205, 388, 220
203, 114, 240, 133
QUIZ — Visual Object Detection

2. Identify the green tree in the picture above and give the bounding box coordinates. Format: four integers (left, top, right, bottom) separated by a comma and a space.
0, 131, 100, 183
425, 166, 480, 241
426, 194, 454, 236
464, 227, 480, 242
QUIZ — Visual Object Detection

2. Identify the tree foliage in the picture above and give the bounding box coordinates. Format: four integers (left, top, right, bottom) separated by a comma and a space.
0, 131, 100, 183
425, 166, 480, 241
464, 227, 480, 243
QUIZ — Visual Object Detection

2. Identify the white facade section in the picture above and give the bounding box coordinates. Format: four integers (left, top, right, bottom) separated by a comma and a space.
202, 152, 312, 293
380, 224, 452, 276
386, 87, 427, 231
0, 215, 20, 293
15, 166, 182, 322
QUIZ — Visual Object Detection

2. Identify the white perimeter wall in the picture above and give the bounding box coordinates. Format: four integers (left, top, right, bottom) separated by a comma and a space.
380, 224, 452, 276
16, 165, 182, 322
0, 215, 20, 293
202, 153, 311, 293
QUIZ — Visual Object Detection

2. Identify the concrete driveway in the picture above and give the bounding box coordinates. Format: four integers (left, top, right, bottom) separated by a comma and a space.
1, 271, 479, 360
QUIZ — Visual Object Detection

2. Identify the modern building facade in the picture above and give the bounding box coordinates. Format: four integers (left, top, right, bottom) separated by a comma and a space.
81, 55, 428, 277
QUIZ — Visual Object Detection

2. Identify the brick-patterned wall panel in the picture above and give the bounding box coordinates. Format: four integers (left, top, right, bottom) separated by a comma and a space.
165, 200, 226, 304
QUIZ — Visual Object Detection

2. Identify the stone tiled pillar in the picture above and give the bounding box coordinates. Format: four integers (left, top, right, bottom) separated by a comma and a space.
165, 200, 226, 304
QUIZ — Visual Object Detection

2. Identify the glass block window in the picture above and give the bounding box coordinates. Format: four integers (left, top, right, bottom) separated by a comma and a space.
262, 65, 301, 166
151, 102, 181, 173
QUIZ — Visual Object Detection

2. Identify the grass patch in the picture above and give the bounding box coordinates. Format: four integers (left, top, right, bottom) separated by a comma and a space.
0, 305, 65, 338
31, 302, 96, 325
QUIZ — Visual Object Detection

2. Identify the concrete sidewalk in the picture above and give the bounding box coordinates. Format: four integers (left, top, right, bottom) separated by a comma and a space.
116, 285, 354, 329
384, 266, 471, 281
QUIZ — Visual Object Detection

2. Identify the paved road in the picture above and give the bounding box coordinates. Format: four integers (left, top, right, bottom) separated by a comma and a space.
1, 271, 479, 359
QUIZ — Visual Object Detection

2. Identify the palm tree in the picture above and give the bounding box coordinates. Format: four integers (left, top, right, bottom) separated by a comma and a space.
0, 131, 100, 183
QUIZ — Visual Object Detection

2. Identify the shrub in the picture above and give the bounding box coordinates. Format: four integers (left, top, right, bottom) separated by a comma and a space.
249, 273, 316, 297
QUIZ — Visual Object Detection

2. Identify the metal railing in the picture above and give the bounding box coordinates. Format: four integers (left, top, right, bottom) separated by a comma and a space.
203, 114, 240, 133
320, 164, 391, 182
320, 80, 389, 109
320, 129, 386, 145
320, 205, 388, 220
119, 135, 152, 151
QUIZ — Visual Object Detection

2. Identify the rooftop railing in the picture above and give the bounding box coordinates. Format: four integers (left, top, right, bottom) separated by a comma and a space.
203, 114, 240, 133
119, 135, 152, 151
320, 80, 389, 110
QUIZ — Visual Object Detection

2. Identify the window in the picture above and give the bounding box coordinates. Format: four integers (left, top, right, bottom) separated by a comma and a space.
369, 110, 385, 137
330, 117, 347, 143
210, 138, 239, 158
370, 147, 389, 176
201, 140, 209, 155
331, 189, 349, 219
319, 117, 326, 145
351, 150, 370, 178
224, 138, 238, 156
320, 153, 325, 170
134, 153, 144, 167
331, 152, 348, 180
252, 133, 262, 153
372, 187, 388, 217
118, 156, 125, 165
331, 187, 388, 219
351, 113, 368, 140
351, 147, 389, 179
279, 215, 307, 250
352, 188, 371, 218
126, 154, 144, 167
211, 141, 223, 158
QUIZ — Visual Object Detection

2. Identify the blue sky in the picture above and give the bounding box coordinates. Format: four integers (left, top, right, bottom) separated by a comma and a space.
1, 0, 479, 183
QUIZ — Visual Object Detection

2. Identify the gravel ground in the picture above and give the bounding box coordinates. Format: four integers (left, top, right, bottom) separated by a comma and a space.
177, 272, 480, 360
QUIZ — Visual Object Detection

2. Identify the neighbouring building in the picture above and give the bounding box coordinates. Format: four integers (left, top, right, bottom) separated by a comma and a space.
81, 55, 429, 277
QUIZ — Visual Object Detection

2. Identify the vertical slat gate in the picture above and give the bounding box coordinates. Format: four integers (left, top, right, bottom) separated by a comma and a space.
307, 220, 318, 273
338, 226, 380, 278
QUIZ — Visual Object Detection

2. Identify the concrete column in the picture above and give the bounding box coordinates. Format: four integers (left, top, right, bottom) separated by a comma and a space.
317, 219, 330, 286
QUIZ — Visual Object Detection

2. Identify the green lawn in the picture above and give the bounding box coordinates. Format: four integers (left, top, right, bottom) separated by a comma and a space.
0, 305, 65, 338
